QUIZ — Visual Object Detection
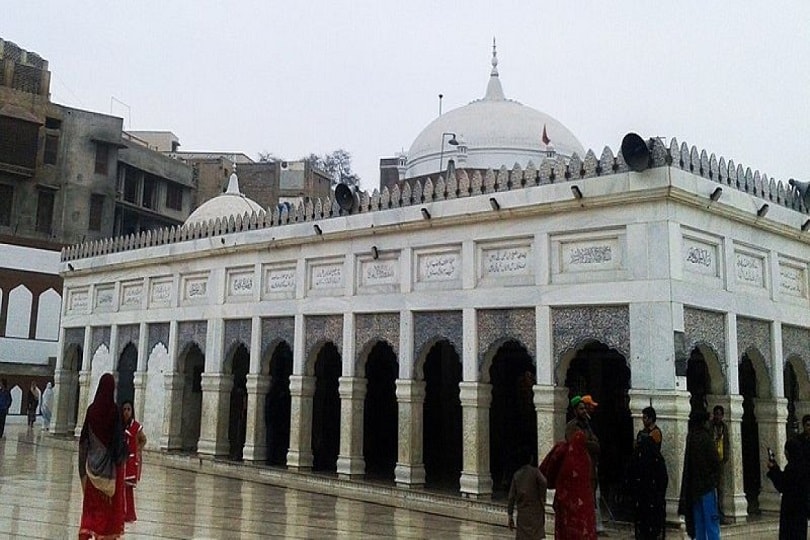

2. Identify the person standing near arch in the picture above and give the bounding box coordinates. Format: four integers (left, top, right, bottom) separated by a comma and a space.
121, 400, 146, 523
711, 405, 730, 523
0, 379, 11, 438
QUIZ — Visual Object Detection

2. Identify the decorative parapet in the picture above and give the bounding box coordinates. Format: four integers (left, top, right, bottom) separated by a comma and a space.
61, 138, 808, 262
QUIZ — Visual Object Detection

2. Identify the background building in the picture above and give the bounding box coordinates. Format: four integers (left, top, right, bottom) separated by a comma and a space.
0, 38, 193, 408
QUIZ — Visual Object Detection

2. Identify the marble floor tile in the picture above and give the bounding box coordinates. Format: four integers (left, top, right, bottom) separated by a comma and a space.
0, 425, 513, 539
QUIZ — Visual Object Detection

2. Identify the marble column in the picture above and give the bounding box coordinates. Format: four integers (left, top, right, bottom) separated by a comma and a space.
242, 373, 271, 462
394, 378, 425, 487
629, 388, 691, 522
73, 370, 91, 438
459, 381, 492, 498
132, 371, 147, 422
337, 376, 367, 479
712, 394, 747, 522
196, 373, 232, 457
160, 371, 184, 451
286, 374, 315, 470
532, 384, 557, 463
50, 368, 76, 435
756, 397, 787, 512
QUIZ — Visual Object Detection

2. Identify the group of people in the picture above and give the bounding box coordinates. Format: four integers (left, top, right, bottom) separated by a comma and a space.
508, 394, 619, 540
0, 378, 54, 435
507, 395, 810, 540
77, 373, 147, 539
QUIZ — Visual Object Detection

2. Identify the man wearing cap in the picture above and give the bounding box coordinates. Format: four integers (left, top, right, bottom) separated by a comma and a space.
566, 395, 604, 535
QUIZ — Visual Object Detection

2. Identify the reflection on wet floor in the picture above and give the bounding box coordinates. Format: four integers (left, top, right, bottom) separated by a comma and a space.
0, 425, 513, 539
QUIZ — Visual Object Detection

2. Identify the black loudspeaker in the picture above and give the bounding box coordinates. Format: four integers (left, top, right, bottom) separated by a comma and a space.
334, 183, 355, 212
789, 179, 810, 208
621, 132, 651, 173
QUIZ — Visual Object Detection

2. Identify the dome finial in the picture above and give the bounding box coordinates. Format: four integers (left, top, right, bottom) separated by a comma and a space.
484, 37, 505, 101
491, 37, 498, 76
225, 169, 241, 195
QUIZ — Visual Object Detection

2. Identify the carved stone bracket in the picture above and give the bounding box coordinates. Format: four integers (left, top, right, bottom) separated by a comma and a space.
90, 326, 111, 355
737, 317, 772, 371
783, 325, 810, 376
224, 318, 252, 355
117, 324, 139, 356
305, 315, 343, 371
261, 317, 295, 358
552, 305, 629, 375
478, 308, 536, 377
356, 312, 400, 366
148, 323, 170, 355
684, 307, 726, 377
178, 320, 207, 355
413, 311, 463, 360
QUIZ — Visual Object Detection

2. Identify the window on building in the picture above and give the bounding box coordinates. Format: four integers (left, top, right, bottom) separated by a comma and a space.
142, 175, 157, 209
165, 183, 183, 211
43, 134, 59, 165
0, 184, 13, 226
44, 117, 62, 130
94, 144, 109, 175
35, 189, 55, 234
88, 194, 104, 231
123, 170, 139, 203
0, 116, 38, 168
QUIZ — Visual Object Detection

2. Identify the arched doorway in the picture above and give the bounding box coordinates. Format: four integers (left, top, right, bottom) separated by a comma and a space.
422, 340, 462, 490
739, 353, 763, 515
311, 342, 341, 472
227, 344, 249, 461
179, 343, 204, 452
785, 361, 800, 437
64, 344, 83, 432
563, 341, 632, 519
363, 341, 399, 481
687, 349, 711, 414
117, 342, 137, 406
489, 340, 537, 495
265, 341, 293, 466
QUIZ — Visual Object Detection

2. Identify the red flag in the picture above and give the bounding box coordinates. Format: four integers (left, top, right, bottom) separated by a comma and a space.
541, 124, 550, 145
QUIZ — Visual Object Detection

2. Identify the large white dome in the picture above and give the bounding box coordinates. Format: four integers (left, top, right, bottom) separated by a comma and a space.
184, 173, 263, 227
405, 46, 584, 179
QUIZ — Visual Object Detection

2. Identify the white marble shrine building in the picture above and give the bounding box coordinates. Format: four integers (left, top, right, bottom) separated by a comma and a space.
50, 50, 810, 523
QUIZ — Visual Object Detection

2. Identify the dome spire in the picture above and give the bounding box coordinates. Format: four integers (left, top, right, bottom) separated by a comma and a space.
225, 162, 241, 195
484, 37, 505, 101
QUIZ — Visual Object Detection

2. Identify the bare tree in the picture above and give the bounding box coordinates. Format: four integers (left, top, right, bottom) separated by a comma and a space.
305, 149, 360, 187
257, 151, 277, 162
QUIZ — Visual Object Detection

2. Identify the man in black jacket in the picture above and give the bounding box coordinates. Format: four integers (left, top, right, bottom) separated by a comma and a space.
678, 410, 720, 539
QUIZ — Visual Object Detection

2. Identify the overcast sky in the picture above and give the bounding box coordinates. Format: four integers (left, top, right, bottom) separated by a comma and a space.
6, 2, 809, 190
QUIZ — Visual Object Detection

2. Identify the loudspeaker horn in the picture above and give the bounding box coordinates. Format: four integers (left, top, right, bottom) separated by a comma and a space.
334, 183, 355, 213
789, 179, 810, 208
621, 132, 651, 173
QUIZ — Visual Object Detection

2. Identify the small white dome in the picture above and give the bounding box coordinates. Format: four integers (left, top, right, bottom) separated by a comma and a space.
184, 172, 264, 227
405, 46, 584, 178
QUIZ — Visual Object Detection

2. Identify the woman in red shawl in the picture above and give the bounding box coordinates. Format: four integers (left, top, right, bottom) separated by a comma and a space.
553, 430, 597, 540
121, 400, 146, 523
78, 373, 127, 539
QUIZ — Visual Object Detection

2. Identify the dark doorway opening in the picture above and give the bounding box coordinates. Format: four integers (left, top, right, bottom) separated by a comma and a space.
265, 342, 293, 466
422, 340, 462, 490
65, 345, 83, 431
490, 340, 537, 496
180, 344, 204, 452
364, 342, 399, 481
312, 342, 341, 472
228, 344, 249, 461
784, 361, 800, 438
564, 342, 633, 520
687, 348, 711, 415
117, 342, 137, 407
739, 354, 761, 515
